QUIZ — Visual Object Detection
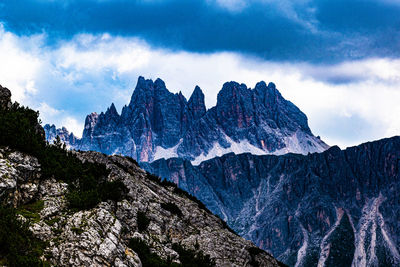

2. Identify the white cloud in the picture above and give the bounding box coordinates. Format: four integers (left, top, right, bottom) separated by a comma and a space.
0, 27, 399, 148
0, 24, 44, 103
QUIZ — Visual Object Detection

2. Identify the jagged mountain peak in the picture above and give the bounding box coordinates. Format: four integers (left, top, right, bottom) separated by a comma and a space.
105, 102, 119, 117
154, 77, 166, 89
189, 85, 205, 104
187, 85, 206, 120
45, 76, 329, 163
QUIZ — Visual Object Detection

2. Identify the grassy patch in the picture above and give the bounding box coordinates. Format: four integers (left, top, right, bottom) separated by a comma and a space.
16, 200, 44, 223
71, 227, 84, 235
45, 217, 60, 227
0, 205, 49, 266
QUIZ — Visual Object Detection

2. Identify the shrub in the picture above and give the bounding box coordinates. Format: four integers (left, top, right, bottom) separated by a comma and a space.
137, 211, 150, 232
66, 189, 100, 210
160, 202, 182, 217
124, 156, 139, 167
172, 243, 215, 267
144, 172, 212, 215
0, 103, 44, 156
99, 180, 127, 202
16, 200, 44, 223
128, 238, 177, 267
0, 205, 49, 266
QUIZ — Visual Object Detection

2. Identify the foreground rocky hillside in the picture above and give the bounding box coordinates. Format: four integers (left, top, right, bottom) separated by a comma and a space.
145, 136, 400, 266
0, 85, 283, 266
44, 76, 328, 164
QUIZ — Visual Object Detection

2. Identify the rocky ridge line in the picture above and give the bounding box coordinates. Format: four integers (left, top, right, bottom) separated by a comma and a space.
44, 76, 328, 164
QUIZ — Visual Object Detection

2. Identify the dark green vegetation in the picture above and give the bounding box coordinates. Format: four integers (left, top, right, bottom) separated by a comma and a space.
0, 206, 49, 267
161, 202, 182, 217
137, 211, 151, 232
0, 102, 127, 211
172, 243, 215, 267
128, 238, 177, 267
146, 172, 211, 214
248, 246, 263, 267
128, 238, 215, 267
0, 103, 44, 156
16, 200, 45, 223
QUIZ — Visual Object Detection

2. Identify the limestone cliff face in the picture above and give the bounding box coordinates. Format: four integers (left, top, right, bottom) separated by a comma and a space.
44, 76, 328, 164
0, 147, 282, 267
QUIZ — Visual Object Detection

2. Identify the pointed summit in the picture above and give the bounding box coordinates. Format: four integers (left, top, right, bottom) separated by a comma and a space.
82, 112, 99, 139
154, 78, 166, 89
106, 103, 119, 116
187, 85, 206, 120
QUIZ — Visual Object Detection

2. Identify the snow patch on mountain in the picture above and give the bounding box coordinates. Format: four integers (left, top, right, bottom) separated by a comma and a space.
191, 134, 267, 165
153, 139, 182, 161
274, 131, 328, 156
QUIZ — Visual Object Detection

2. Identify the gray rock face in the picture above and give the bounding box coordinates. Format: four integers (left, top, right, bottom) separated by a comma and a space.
144, 136, 400, 267
0, 147, 282, 267
0, 85, 12, 110
44, 76, 328, 164
0, 148, 42, 207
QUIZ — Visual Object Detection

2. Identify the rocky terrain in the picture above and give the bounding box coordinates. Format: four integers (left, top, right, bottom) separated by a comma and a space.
0, 84, 282, 266
44, 76, 328, 163
144, 136, 400, 266
0, 148, 283, 266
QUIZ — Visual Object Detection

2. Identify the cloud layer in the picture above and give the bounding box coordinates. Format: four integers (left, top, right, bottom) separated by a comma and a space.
2, 0, 400, 62
0, 26, 399, 148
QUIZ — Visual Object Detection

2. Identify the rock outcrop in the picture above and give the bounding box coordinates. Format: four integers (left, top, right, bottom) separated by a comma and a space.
0, 85, 11, 110
144, 136, 400, 267
0, 147, 282, 267
44, 76, 328, 164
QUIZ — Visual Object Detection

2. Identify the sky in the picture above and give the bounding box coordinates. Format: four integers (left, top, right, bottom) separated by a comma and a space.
0, 0, 399, 148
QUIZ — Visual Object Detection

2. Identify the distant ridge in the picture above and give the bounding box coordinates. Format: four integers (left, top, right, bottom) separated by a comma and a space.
144, 136, 400, 266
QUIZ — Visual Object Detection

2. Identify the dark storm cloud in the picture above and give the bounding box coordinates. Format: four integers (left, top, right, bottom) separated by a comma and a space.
1, 0, 400, 62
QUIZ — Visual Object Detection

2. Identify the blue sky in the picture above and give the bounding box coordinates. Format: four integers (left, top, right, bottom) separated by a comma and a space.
0, 0, 399, 148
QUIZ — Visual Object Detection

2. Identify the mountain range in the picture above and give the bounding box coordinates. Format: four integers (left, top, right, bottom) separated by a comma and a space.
42, 76, 400, 267
0, 84, 283, 266
143, 136, 400, 266
44, 76, 328, 164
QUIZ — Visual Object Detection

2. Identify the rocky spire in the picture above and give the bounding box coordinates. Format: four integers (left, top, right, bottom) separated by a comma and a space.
82, 112, 99, 139
104, 103, 119, 122
187, 86, 206, 120
0, 85, 12, 110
